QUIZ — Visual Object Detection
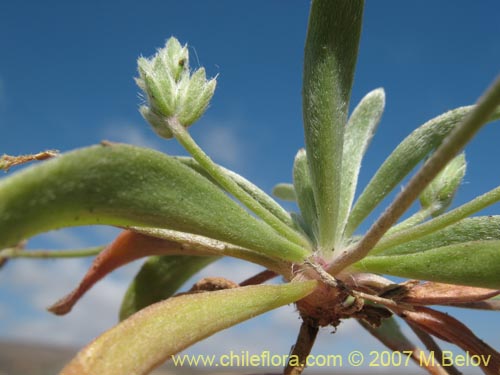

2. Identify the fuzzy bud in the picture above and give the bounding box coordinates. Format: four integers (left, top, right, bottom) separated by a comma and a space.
136, 37, 217, 138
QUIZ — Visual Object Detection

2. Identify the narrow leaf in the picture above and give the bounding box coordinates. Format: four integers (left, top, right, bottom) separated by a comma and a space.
345, 105, 500, 237
272, 183, 296, 202
338, 88, 385, 244
419, 153, 466, 217
239, 269, 277, 287
167, 119, 307, 248
330, 78, 500, 274
358, 317, 447, 375
376, 216, 500, 256
120, 254, 217, 320
175, 156, 294, 227
48, 230, 217, 315
60, 281, 317, 375
384, 206, 435, 235
407, 323, 462, 375
49, 229, 290, 315
293, 149, 318, 242
130, 227, 291, 275
450, 295, 500, 311
374, 187, 500, 254
0, 144, 309, 262
359, 316, 415, 351
302, 0, 364, 251
402, 306, 500, 375
401, 282, 500, 305
356, 240, 500, 289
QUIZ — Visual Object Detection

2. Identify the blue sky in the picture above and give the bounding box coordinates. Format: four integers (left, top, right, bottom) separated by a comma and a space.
1, 1, 500, 373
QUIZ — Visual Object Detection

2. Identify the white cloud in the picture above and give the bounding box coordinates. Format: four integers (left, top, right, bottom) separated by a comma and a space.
195, 257, 263, 284
100, 118, 248, 171
0, 246, 143, 346
0, 232, 257, 347
198, 124, 245, 168
0, 229, 390, 372
1, 249, 398, 374
101, 122, 162, 150
1, 256, 266, 349
35, 229, 89, 249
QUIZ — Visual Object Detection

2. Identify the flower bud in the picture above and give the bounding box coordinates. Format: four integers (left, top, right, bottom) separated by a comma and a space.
136, 37, 217, 138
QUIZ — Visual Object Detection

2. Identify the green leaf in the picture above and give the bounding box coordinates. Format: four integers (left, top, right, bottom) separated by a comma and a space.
419, 153, 466, 217
0, 144, 309, 262
119, 255, 218, 321
356, 240, 500, 288
175, 156, 294, 227
376, 216, 500, 256
384, 207, 434, 235
374, 186, 500, 254
345, 105, 500, 237
337, 88, 385, 244
329, 77, 500, 274
60, 281, 317, 375
302, 0, 364, 251
130, 227, 291, 274
293, 149, 318, 243
272, 183, 296, 202
167, 121, 308, 248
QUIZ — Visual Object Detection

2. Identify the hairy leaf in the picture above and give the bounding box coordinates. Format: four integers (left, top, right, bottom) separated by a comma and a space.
0, 144, 309, 262
293, 149, 318, 243
373, 187, 500, 254
375, 216, 500, 256
120, 254, 217, 320
60, 281, 317, 375
129, 227, 291, 275
357, 240, 500, 288
272, 183, 296, 202
338, 88, 385, 244
419, 153, 466, 217
175, 156, 293, 226
345, 105, 500, 237
302, 0, 364, 250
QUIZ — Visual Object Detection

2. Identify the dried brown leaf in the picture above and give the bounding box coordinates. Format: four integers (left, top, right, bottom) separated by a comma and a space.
402, 282, 500, 305
0, 150, 58, 171
48, 230, 194, 315
402, 306, 500, 375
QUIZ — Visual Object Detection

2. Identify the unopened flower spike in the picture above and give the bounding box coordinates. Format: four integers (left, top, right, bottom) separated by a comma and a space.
135, 37, 306, 249
137, 36, 217, 138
